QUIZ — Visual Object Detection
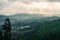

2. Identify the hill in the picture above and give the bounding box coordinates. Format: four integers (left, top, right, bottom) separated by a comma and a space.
28, 18, 60, 40
0, 14, 60, 40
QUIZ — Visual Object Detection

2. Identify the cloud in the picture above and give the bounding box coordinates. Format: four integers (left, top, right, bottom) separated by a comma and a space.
0, 0, 13, 9
0, 0, 60, 16
47, 0, 60, 2
0, 1, 28, 15
15, 0, 60, 2
0, 1, 60, 16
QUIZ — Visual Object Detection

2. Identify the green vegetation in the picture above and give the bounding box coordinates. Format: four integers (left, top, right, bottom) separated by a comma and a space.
0, 14, 60, 40
28, 19, 60, 40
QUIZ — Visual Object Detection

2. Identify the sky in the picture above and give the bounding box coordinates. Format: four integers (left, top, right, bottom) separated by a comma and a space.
0, 0, 60, 16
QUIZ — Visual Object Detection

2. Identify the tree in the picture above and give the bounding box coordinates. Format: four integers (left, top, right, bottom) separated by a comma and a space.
2, 18, 12, 40
0, 31, 2, 40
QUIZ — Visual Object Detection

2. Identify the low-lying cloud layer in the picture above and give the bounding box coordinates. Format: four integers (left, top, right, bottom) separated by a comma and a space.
0, 0, 60, 16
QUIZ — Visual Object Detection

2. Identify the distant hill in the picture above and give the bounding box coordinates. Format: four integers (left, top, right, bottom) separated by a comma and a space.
10, 14, 60, 40
0, 14, 60, 30
0, 14, 60, 40
9, 14, 60, 28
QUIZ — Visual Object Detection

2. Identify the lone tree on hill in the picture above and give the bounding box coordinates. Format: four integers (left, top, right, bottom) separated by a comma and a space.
2, 18, 12, 40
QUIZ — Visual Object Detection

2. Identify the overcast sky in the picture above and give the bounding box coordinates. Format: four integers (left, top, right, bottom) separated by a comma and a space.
0, 0, 60, 16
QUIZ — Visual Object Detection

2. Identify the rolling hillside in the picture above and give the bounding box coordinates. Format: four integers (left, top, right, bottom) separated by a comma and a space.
0, 14, 60, 40
28, 18, 60, 40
